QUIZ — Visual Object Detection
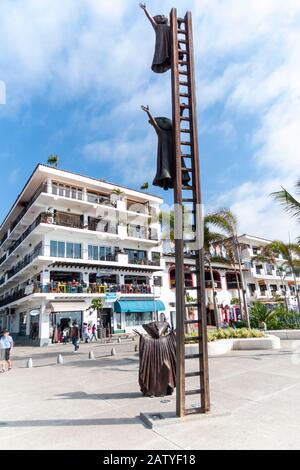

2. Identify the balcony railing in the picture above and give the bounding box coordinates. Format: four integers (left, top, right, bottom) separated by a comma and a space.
127, 225, 158, 241
9, 183, 47, 235
0, 281, 153, 308
7, 243, 43, 280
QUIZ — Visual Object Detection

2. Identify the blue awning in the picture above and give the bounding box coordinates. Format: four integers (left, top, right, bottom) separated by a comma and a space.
114, 300, 165, 313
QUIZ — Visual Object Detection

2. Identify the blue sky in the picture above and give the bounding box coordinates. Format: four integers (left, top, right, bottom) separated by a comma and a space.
0, 0, 299, 240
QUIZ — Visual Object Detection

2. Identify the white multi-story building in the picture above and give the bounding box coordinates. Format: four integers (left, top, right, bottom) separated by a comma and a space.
239, 234, 300, 310
0, 164, 166, 345
160, 234, 300, 327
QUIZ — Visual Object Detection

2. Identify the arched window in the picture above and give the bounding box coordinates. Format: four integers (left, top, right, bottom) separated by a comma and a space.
205, 270, 221, 289
226, 272, 241, 290
169, 267, 193, 289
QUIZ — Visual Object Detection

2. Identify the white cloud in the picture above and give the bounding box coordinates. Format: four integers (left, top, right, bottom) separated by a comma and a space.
0, 0, 300, 240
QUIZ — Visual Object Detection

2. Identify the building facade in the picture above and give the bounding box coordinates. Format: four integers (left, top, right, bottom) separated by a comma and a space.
0, 165, 166, 345
161, 234, 300, 327
239, 234, 300, 311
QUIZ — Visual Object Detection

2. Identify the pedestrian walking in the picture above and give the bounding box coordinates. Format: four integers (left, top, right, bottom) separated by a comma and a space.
62, 327, 69, 344
0, 329, 13, 371
82, 323, 89, 343
90, 324, 98, 342
87, 324, 92, 341
71, 322, 80, 352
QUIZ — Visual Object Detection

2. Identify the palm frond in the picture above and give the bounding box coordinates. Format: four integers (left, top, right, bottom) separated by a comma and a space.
271, 187, 300, 222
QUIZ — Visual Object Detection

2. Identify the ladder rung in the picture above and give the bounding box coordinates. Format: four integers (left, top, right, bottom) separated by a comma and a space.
182, 185, 193, 190
185, 302, 201, 307
180, 117, 190, 122
179, 62, 188, 67
185, 286, 201, 290
178, 39, 188, 44
182, 198, 195, 202
182, 168, 192, 172
181, 129, 191, 133
184, 320, 200, 325
186, 389, 203, 396
185, 407, 205, 415
179, 71, 188, 76
181, 141, 191, 145
181, 153, 192, 157
185, 371, 203, 378
178, 49, 188, 55
185, 336, 201, 343
180, 103, 190, 108
179, 81, 189, 86
185, 353, 203, 360
177, 29, 187, 35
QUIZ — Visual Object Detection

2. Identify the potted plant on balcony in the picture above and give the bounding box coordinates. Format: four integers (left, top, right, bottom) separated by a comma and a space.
111, 188, 124, 204
43, 207, 56, 224
47, 155, 59, 168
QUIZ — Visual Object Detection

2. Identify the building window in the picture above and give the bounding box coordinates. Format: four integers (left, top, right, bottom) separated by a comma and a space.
226, 272, 241, 290
88, 245, 115, 261
259, 283, 267, 295
205, 270, 221, 289
124, 249, 147, 263
169, 267, 193, 288
50, 241, 82, 259
248, 283, 256, 295
125, 312, 154, 327
266, 264, 274, 275
255, 265, 263, 275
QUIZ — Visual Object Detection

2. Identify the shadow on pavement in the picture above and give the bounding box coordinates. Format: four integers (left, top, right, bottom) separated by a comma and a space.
0, 417, 139, 427
51, 391, 142, 401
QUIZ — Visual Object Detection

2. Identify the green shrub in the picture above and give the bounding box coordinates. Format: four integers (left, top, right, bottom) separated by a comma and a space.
250, 302, 300, 330
207, 327, 264, 342
250, 302, 276, 328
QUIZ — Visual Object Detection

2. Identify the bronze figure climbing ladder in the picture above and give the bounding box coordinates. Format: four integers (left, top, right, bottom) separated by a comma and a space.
170, 8, 210, 417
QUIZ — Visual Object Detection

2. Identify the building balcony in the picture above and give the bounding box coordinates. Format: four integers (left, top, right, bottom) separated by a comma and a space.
0, 180, 159, 253
0, 281, 153, 308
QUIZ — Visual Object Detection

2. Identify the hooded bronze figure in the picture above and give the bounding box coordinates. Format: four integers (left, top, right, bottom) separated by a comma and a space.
141, 105, 191, 190
140, 3, 172, 73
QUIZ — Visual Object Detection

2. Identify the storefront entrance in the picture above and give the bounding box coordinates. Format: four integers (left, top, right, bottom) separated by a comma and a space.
97, 308, 112, 338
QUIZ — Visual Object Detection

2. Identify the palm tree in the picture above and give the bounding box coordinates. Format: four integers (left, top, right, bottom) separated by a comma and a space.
271, 180, 300, 225
268, 241, 300, 313
203, 213, 235, 329
160, 209, 234, 328
207, 209, 251, 328
47, 155, 59, 167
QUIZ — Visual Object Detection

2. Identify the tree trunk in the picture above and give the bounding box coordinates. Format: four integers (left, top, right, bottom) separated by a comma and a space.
208, 258, 220, 329
292, 270, 300, 314
280, 274, 289, 311
234, 239, 250, 328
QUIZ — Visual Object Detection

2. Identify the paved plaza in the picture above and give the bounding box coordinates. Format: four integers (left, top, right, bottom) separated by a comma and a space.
1, 339, 300, 450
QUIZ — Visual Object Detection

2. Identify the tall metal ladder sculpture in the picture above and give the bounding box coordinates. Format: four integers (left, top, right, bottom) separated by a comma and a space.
170, 8, 210, 417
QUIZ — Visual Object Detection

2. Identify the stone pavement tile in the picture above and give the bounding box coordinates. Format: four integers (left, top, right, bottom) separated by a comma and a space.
0, 409, 180, 450
212, 369, 299, 402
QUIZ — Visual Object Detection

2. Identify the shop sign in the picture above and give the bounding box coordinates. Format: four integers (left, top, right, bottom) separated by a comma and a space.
29, 309, 40, 317
105, 293, 118, 302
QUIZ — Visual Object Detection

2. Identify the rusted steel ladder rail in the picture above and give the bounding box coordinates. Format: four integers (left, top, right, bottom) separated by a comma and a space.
170, 8, 210, 417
